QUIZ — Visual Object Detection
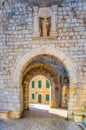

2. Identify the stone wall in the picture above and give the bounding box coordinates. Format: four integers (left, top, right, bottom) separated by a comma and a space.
0, 0, 86, 119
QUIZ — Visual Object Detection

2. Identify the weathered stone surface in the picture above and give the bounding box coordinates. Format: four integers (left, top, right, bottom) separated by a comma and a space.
0, 0, 86, 122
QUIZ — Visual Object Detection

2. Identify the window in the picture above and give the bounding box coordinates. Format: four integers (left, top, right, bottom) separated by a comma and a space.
32, 93, 35, 99
32, 81, 35, 88
46, 80, 50, 88
38, 80, 42, 88
46, 94, 50, 101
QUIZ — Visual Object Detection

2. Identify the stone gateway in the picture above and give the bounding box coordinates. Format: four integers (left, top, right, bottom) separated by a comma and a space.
0, 0, 86, 125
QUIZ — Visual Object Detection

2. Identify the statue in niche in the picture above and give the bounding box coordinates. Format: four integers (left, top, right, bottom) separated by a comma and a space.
40, 18, 50, 37
58, 0, 63, 6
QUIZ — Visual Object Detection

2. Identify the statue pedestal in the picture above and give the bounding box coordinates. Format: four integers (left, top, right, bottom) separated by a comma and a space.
33, 32, 40, 37
50, 32, 58, 37
32, 36, 58, 40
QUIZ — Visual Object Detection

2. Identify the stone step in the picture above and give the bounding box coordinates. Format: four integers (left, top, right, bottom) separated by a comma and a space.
73, 112, 86, 123
0, 109, 11, 119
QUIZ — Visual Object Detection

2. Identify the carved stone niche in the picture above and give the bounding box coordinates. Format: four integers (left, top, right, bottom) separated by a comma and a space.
33, 5, 58, 38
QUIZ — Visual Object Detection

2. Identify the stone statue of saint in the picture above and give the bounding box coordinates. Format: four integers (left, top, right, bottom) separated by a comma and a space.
41, 18, 50, 37
58, 0, 63, 6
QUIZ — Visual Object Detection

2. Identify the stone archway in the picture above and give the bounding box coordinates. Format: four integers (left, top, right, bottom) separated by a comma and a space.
11, 46, 79, 119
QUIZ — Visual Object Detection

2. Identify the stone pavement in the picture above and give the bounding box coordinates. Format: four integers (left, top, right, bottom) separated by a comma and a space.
0, 104, 81, 130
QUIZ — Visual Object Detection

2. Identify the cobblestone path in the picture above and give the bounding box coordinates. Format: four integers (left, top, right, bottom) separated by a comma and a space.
0, 105, 81, 130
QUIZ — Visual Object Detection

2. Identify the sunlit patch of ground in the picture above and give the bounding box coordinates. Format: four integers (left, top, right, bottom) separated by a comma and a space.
29, 103, 67, 118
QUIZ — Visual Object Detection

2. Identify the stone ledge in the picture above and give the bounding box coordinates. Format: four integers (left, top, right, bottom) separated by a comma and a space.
73, 112, 86, 116
32, 36, 58, 40
0, 109, 10, 113
0, 109, 11, 119
73, 112, 86, 123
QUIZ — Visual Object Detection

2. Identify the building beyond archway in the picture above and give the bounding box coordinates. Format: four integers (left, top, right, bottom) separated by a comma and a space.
29, 75, 50, 105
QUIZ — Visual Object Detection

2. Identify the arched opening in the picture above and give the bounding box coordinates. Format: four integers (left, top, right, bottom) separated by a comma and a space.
11, 46, 79, 119
21, 54, 69, 118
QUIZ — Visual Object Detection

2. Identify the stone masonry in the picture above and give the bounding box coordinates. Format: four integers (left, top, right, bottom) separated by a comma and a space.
0, 0, 86, 122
